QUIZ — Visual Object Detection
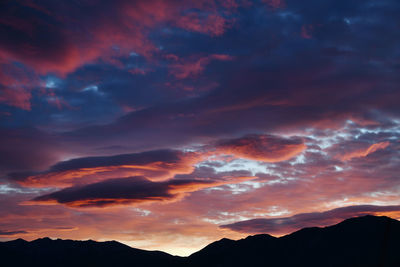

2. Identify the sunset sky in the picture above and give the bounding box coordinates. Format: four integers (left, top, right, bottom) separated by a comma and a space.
1, 0, 400, 256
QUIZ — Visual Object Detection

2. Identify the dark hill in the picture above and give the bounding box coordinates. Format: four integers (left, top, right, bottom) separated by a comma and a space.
187, 215, 400, 267
0, 236, 184, 267
1, 215, 399, 267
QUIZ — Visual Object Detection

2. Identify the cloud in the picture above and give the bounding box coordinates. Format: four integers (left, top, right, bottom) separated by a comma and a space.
214, 134, 306, 162
301, 24, 314, 39
1, 0, 400, 257
221, 205, 400, 234
0, 0, 237, 109
0, 230, 28, 236
336, 141, 390, 161
0, 87, 32, 110
175, 13, 230, 36
0, 127, 63, 173
0, 0, 235, 76
1, 127, 399, 254
169, 54, 234, 79
9, 149, 203, 187
32, 175, 255, 208
23, 0, 397, 153
262, 0, 286, 10
7, 133, 306, 187
0, 62, 38, 110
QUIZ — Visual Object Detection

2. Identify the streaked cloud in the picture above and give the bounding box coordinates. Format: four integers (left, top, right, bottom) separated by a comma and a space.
336, 141, 390, 161
221, 205, 400, 234
32, 175, 256, 208
9, 150, 203, 187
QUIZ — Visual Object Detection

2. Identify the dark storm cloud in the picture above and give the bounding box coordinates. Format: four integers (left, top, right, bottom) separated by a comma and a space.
221, 205, 400, 234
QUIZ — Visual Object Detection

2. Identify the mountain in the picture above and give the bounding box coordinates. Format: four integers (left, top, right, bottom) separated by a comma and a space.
1, 215, 399, 267
187, 215, 400, 267
0, 237, 184, 267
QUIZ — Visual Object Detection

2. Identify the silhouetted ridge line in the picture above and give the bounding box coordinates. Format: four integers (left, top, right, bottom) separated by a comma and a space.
1, 215, 399, 267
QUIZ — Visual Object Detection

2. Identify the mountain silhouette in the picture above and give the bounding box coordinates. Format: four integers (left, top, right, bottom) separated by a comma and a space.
0, 237, 184, 267
188, 215, 400, 267
1, 215, 399, 266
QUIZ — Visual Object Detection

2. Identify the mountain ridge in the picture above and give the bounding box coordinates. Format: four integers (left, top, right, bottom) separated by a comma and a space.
1, 215, 399, 266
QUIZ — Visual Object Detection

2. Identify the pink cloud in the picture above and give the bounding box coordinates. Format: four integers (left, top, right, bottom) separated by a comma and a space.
175, 13, 230, 36
11, 150, 205, 188
2, 135, 400, 255
0, 0, 240, 110
263, 0, 286, 9
0, 87, 32, 110
337, 141, 390, 161
0, 1, 236, 77
169, 54, 234, 79
0, 63, 37, 110
214, 134, 306, 162
301, 24, 314, 39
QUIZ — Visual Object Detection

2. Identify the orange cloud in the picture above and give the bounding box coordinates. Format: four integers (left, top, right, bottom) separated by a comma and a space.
2, 131, 399, 256
10, 134, 307, 187
11, 150, 204, 188
337, 141, 390, 161
214, 134, 306, 162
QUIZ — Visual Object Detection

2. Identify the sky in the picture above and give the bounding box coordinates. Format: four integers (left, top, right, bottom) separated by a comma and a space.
1, 0, 400, 256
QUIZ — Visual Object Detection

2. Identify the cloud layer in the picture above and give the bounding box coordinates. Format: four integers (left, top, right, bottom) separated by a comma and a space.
1, 0, 400, 257
9, 149, 201, 187
32, 175, 255, 208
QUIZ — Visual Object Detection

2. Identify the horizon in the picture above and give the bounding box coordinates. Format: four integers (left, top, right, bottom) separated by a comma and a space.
5, 214, 399, 256
1, 0, 400, 257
